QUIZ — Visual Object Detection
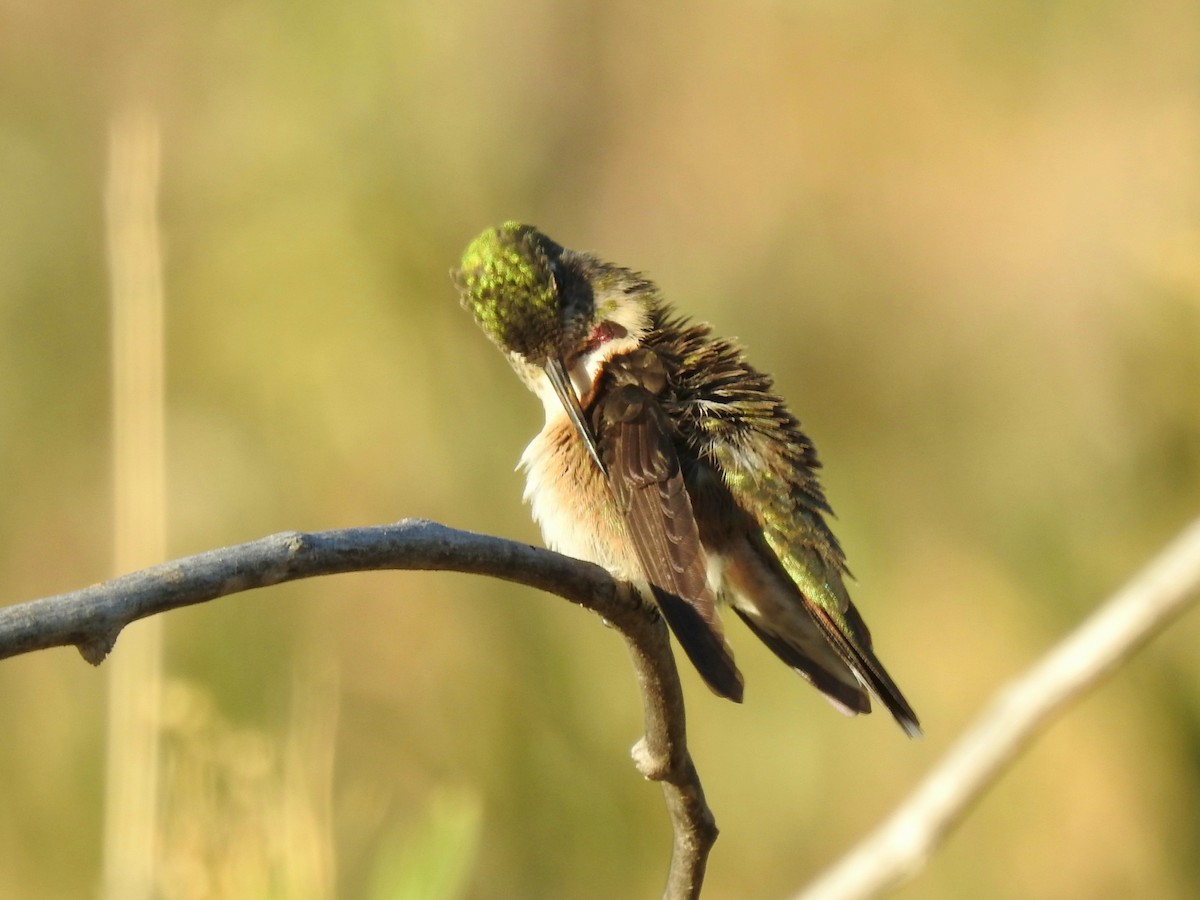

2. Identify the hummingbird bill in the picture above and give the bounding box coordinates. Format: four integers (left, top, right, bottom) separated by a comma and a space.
454, 222, 920, 737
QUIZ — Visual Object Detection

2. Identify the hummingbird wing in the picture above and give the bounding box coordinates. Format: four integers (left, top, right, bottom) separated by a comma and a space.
592, 351, 745, 703
656, 315, 920, 735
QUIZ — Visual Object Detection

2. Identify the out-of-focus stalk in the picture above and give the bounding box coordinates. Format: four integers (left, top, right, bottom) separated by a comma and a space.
102, 105, 166, 900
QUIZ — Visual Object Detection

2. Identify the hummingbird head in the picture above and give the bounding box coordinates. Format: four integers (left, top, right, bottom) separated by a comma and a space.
454, 221, 586, 365
454, 221, 654, 471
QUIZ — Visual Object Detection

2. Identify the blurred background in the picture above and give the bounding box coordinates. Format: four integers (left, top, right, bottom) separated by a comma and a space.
2, 0, 1199, 897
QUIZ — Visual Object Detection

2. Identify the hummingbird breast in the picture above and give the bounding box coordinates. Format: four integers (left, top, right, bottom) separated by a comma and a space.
519, 414, 640, 578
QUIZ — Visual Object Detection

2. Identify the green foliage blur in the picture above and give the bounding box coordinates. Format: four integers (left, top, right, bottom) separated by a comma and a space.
2, 0, 1199, 897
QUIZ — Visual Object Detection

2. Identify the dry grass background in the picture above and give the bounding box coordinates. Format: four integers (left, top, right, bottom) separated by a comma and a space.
1, 1, 1199, 898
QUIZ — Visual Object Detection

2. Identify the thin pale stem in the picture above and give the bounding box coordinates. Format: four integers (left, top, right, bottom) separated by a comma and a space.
797, 516, 1200, 900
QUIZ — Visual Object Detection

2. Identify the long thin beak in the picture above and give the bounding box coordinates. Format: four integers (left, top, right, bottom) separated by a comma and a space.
544, 358, 605, 473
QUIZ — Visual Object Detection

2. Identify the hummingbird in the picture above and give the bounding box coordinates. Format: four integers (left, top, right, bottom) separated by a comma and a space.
454, 222, 920, 737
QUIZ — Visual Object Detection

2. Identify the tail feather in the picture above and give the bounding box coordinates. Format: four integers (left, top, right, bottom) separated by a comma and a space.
729, 535, 922, 737
810, 601, 922, 738
732, 607, 868, 714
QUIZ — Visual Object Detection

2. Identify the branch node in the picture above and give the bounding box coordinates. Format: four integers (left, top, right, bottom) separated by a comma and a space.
632, 735, 672, 781
76, 630, 119, 666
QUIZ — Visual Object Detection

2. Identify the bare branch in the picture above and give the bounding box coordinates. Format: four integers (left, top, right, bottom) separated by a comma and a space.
797, 515, 1200, 900
0, 518, 716, 900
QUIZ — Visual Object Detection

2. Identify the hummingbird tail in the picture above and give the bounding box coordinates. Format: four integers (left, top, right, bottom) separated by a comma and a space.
812, 601, 922, 738
731, 608, 870, 714
838, 603, 922, 737
718, 538, 921, 735
651, 586, 745, 703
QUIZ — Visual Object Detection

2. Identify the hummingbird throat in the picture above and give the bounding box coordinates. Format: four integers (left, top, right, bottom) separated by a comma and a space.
535, 319, 636, 424
580, 320, 627, 355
